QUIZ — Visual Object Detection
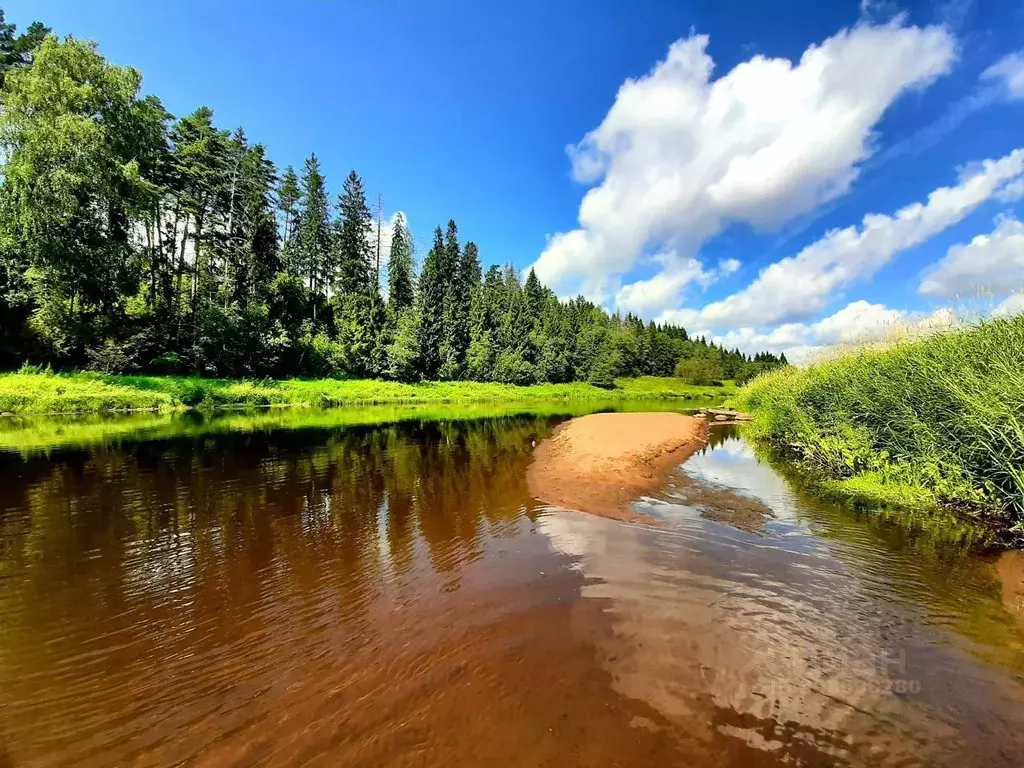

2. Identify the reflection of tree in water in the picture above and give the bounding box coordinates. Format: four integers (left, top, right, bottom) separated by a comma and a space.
0, 415, 554, 685
703, 424, 740, 451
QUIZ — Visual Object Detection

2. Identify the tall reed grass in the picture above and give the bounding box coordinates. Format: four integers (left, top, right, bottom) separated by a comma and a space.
735, 316, 1024, 526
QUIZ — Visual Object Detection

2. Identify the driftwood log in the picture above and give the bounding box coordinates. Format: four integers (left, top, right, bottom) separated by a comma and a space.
698, 407, 752, 423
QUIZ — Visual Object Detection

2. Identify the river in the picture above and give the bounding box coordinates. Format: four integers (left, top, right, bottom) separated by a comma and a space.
0, 407, 1022, 766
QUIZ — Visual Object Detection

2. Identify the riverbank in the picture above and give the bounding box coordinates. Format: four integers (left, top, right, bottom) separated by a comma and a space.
527, 411, 707, 520
0, 372, 735, 415
0, 399, 729, 456
734, 316, 1024, 533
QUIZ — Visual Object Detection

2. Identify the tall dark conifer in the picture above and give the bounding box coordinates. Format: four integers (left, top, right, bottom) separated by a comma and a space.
335, 170, 373, 297
387, 213, 414, 312
439, 220, 471, 379
296, 153, 330, 302
276, 165, 301, 276
416, 226, 446, 379
524, 267, 544, 319
233, 143, 279, 305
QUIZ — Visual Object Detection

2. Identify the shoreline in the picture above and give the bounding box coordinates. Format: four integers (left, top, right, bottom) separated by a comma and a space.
0, 372, 735, 416
527, 412, 708, 521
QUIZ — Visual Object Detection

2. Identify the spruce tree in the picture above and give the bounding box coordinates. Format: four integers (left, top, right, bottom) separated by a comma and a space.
416, 227, 446, 379
466, 281, 493, 381
277, 165, 302, 276
387, 213, 414, 312
335, 170, 373, 297
296, 154, 330, 302
524, 267, 544, 320
439, 220, 472, 379
233, 143, 279, 306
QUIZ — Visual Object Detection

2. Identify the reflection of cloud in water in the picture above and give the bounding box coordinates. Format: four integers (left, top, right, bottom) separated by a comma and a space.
537, 435, 1024, 767
673, 430, 802, 525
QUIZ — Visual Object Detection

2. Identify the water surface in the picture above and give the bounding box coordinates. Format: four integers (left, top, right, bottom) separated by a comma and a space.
1, 409, 1022, 766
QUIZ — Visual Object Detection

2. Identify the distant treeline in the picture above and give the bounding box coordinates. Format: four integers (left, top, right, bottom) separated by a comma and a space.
0, 11, 786, 385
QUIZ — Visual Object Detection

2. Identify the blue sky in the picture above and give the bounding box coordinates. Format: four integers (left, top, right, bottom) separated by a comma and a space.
9, 0, 1024, 360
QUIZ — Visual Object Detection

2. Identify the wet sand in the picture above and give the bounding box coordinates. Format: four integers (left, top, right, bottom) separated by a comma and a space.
527, 412, 707, 520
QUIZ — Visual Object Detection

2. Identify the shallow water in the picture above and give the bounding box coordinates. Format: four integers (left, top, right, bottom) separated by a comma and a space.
0, 410, 1022, 766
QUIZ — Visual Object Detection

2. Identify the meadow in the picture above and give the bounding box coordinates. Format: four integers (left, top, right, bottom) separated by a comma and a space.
0, 370, 734, 415
734, 315, 1024, 530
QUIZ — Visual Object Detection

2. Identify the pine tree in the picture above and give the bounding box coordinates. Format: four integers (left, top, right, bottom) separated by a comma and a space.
296, 154, 330, 304
387, 213, 414, 312
335, 170, 373, 297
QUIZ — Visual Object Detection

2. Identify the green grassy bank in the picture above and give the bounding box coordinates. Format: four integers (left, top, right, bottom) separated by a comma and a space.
0, 370, 734, 415
734, 316, 1024, 531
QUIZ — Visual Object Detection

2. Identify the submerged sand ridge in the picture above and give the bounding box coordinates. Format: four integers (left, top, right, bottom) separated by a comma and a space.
527, 412, 707, 520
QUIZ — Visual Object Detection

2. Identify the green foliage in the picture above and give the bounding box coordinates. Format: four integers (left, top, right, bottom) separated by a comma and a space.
0, 10, 50, 92
735, 317, 1024, 524
0, 12, 785, 388
492, 349, 537, 385
588, 349, 618, 389
303, 331, 346, 378
387, 307, 421, 382
674, 357, 724, 386
277, 165, 302, 276
439, 220, 470, 379
0, 36, 166, 354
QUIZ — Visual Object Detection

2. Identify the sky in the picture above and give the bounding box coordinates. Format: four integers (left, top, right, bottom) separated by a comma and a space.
8, 0, 1024, 362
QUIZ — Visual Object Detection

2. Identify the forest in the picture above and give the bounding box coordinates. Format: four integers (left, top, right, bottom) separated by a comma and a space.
0, 11, 786, 387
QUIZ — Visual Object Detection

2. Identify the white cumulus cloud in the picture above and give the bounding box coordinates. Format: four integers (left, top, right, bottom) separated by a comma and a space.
711, 300, 905, 363
660, 147, 1024, 330
982, 51, 1024, 100
920, 216, 1024, 299
534, 19, 956, 307
993, 293, 1024, 317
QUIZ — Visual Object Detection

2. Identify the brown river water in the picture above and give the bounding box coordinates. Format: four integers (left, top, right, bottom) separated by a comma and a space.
1, 407, 1023, 767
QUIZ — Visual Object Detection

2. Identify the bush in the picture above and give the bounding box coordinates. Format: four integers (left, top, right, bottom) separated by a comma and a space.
492, 350, 538, 386
149, 351, 184, 373
674, 357, 724, 386
588, 351, 617, 389
86, 340, 137, 374
304, 332, 347, 377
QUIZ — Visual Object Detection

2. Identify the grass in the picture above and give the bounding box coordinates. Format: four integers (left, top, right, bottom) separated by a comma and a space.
0, 370, 736, 415
733, 315, 1024, 531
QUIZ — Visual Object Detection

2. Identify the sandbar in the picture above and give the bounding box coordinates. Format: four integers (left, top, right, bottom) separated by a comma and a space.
527, 412, 707, 520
